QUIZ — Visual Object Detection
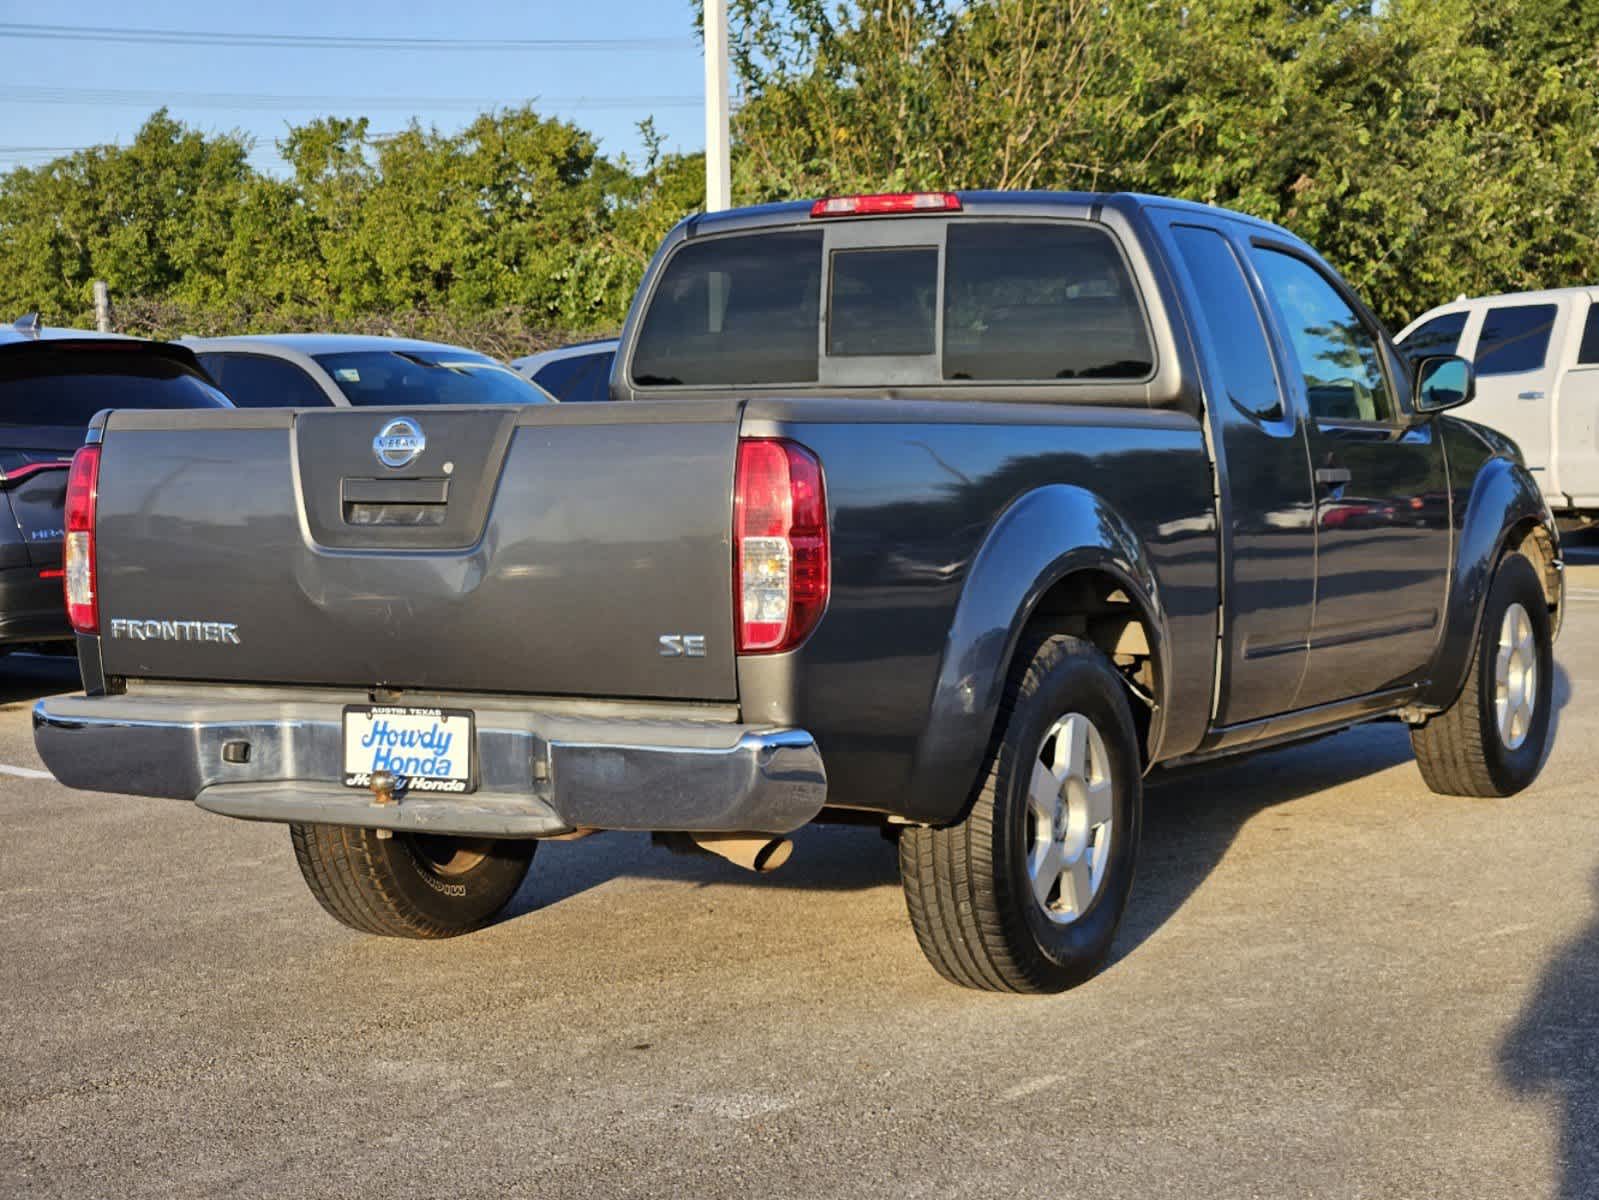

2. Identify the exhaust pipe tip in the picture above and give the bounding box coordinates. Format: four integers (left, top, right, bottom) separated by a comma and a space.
687, 832, 794, 873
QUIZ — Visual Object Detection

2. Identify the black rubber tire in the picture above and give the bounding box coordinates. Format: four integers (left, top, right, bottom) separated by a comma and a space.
290, 824, 535, 938
1411, 552, 1553, 798
899, 634, 1142, 993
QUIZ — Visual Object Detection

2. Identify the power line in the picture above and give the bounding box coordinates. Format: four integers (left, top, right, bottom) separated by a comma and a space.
0, 22, 695, 52
0, 85, 702, 113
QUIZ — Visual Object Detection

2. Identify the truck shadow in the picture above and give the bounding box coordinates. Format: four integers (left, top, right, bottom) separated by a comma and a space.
1119, 659, 1573, 965
505, 822, 903, 919
511, 664, 1574, 967
1499, 866, 1599, 1200
1116, 720, 1416, 963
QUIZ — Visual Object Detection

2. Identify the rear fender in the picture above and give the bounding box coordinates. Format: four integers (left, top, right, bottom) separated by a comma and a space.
1420, 454, 1557, 710
902, 484, 1168, 824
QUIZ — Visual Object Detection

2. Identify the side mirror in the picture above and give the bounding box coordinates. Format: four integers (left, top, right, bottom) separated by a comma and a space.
1413, 354, 1474, 414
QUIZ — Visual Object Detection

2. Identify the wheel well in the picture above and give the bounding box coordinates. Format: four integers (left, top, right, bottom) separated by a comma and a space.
1507, 519, 1560, 626
1019, 570, 1160, 764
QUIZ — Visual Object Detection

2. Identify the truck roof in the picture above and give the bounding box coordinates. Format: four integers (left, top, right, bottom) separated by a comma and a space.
681, 190, 1300, 242
1415, 285, 1599, 309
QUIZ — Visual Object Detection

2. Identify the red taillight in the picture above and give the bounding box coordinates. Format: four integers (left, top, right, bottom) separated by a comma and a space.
734, 439, 829, 654
810, 192, 961, 218
63, 445, 100, 634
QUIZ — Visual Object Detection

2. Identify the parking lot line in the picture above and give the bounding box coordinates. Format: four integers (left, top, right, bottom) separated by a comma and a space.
0, 763, 52, 780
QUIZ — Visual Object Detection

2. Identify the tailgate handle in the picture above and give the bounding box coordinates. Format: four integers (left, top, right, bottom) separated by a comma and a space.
342, 477, 449, 505
341, 476, 450, 527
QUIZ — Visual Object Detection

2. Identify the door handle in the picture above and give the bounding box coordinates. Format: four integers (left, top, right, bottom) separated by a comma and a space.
1314, 467, 1352, 487
1518, 390, 1545, 400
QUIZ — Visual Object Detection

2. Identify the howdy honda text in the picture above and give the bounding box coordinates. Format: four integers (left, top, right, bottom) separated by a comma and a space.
108, 617, 241, 644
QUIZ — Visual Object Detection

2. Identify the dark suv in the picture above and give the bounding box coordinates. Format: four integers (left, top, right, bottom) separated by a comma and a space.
0, 317, 229, 647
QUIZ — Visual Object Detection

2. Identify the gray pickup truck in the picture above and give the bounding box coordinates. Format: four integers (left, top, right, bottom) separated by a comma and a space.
35, 191, 1562, 993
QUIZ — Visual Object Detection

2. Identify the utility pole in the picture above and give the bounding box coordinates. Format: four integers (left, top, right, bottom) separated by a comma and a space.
704, 0, 731, 212
92, 280, 112, 333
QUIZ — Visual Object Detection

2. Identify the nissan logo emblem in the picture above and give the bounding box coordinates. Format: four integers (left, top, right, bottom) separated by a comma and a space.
373, 418, 425, 469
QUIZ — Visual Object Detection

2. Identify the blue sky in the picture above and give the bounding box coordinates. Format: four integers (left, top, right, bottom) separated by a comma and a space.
0, 1, 709, 173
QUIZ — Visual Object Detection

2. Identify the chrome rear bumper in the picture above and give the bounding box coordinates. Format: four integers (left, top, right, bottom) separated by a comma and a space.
33, 687, 826, 837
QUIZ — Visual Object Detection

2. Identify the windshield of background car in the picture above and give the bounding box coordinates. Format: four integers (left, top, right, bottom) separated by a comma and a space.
0, 346, 229, 426
312, 350, 549, 406
628, 221, 1152, 388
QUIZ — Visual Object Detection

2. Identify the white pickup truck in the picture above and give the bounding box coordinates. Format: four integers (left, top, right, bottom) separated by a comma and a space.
1397, 286, 1599, 530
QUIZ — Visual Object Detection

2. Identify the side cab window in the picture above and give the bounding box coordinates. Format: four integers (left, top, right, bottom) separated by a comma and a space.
1169, 224, 1284, 421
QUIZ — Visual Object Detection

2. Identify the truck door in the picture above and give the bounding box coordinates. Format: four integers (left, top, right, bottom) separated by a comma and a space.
1248, 243, 1450, 708
1458, 298, 1567, 505
1551, 296, 1599, 509
1163, 219, 1316, 726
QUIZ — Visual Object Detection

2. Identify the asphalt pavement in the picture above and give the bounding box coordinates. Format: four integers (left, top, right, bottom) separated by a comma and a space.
5, 548, 1599, 1198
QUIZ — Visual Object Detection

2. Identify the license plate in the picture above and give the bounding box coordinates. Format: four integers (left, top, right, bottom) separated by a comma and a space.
342, 705, 474, 794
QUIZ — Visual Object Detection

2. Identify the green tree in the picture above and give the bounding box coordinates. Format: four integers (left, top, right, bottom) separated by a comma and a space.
0, 111, 255, 322
725, 0, 1599, 327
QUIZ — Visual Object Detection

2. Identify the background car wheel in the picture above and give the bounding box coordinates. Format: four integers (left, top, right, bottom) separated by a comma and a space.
1411, 552, 1553, 797
899, 633, 1142, 993
290, 823, 535, 938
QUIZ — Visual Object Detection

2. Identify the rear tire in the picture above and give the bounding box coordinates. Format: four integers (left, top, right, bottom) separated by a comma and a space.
899, 634, 1142, 993
290, 824, 535, 938
1411, 552, 1553, 797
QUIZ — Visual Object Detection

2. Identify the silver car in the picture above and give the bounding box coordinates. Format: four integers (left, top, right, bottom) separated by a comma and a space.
510, 338, 617, 403
186, 334, 554, 408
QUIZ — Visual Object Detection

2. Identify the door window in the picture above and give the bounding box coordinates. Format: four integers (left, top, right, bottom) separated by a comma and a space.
1398, 311, 1468, 363
1171, 225, 1283, 419
1251, 248, 1395, 422
1475, 304, 1557, 376
1578, 304, 1599, 365
203, 353, 331, 408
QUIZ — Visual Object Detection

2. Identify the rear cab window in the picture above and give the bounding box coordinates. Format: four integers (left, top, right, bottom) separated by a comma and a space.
628, 219, 1153, 392
942, 223, 1151, 381
0, 346, 229, 427
631, 231, 823, 386
828, 248, 938, 357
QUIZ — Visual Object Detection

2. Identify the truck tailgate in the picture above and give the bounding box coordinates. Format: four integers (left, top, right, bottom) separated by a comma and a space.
93, 402, 742, 701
